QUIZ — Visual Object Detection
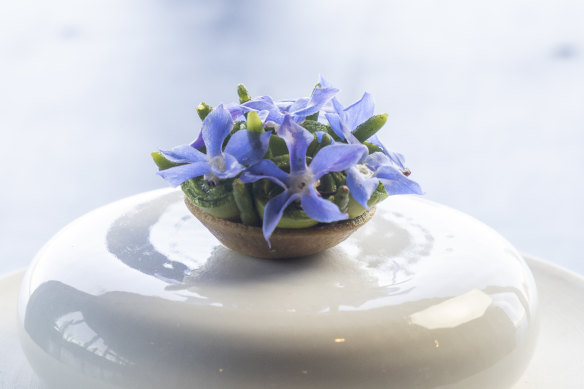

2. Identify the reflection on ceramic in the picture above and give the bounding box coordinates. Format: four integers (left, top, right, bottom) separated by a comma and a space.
18, 189, 538, 389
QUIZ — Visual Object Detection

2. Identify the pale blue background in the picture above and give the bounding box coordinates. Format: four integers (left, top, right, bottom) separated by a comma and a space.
1, 0, 583, 275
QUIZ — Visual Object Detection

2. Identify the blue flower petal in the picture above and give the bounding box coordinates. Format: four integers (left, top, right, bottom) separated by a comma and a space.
160, 144, 207, 163
157, 162, 211, 187
277, 115, 313, 173
325, 113, 345, 140
325, 112, 360, 144
211, 153, 245, 179
202, 104, 234, 158
292, 87, 339, 119
239, 159, 289, 189
257, 110, 270, 123
318, 75, 333, 89
318, 76, 341, 114
301, 187, 347, 223
367, 135, 406, 170
225, 103, 246, 121
344, 92, 375, 130
242, 96, 285, 124
262, 190, 300, 247
364, 152, 391, 171
190, 131, 204, 149
224, 130, 271, 166
331, 99, 346, 119
346, 166, 379, 209
315, 131, 330, 143
376, 165, 423, 195
243, 87, 338, 125
309, 144, 368, 179
288, 97, 309, 114
276, 100, 295, 112
242, 95, 276, 112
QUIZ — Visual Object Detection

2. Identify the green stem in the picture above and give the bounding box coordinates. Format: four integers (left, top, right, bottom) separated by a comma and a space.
237, 84, 251, 104
334, 185, 350, 213
151, 151, 183, 170
268, 135, 288, 156
331, 171, 347, 186
246, 111, 264, 133
363, 141, 384, 154
196, 102, 213, 121
353, 114, 388, 142
233, 179, 260, 226
318, 173, 337, 195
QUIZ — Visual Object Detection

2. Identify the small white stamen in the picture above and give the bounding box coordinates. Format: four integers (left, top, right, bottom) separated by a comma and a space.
357, 164, 373, 177
204, 154, 226, 185
289, 171, 314, 195
209, 155, 226, 171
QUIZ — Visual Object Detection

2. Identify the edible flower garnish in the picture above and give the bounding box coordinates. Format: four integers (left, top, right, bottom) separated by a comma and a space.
240, 115, 367, 244
241, 86, 339, 124
157, 104, 270, 186
152, 78, 422, 246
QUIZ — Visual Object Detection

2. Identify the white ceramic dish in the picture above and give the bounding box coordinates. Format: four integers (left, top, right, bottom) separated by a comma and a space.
2, 189, 582, 387
3, 258, 583, 388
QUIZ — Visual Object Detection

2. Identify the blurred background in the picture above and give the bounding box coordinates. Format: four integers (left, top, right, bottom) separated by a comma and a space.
1, 0, 583, 275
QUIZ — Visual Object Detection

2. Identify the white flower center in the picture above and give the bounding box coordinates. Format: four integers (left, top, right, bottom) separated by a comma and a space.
204, 154, 226, 186
209, 155, 226, 171
357, 164, 373, 178
288, 171, 315, 195
264, 121, 280, 131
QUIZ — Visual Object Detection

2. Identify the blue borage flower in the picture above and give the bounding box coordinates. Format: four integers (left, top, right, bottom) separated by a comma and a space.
240, 115, 368, 245
157, 104, 270, 186
319, 76, 407, 170
240, 86, 339, 124
347, 152, 423, 209
190, 105, 268, 149
153, 78, 423, 246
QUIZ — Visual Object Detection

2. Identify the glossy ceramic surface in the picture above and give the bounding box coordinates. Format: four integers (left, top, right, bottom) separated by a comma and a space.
18, 189, 538, 388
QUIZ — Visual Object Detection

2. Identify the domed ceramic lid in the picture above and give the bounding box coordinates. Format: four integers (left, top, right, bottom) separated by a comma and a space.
18, 189, 538, 389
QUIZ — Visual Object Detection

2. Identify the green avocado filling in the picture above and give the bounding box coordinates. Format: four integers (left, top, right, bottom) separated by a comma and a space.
347, 182, 388, 219
252, 182, 319, 229
181, 177, 239, 220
